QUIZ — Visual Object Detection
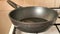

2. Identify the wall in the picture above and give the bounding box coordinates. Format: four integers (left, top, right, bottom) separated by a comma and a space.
0, 0, 60, 34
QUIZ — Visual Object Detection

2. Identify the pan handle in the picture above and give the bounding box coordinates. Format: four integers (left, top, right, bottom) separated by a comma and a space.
7, 0, 22, 9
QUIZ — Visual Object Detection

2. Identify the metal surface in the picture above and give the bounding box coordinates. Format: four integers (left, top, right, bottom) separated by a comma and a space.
7, 0, 58, 33
13, 25, 60, 34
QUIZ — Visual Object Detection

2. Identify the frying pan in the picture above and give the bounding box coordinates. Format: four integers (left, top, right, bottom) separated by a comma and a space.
7, 0, 58, 33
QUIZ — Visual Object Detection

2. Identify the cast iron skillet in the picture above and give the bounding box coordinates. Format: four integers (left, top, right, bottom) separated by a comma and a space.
7, 0, 58, 33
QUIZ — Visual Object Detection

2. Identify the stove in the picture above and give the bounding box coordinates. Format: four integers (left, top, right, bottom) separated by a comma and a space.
9, 8, 60, 34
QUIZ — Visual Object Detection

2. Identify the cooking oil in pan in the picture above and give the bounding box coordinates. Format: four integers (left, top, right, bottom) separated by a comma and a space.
20, 18, 48, 23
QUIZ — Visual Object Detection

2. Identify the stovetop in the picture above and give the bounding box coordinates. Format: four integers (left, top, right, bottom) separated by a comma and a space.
12, 24, 60, 34
9, 8, 60, 34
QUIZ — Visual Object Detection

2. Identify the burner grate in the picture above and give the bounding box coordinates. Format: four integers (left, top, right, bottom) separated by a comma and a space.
54, 24, 60, 33
13, 24, 60, 34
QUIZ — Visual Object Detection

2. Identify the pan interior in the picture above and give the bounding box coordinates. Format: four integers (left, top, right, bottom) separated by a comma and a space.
20, 17, 48, 23
9, 7, 58, 23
